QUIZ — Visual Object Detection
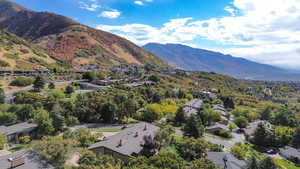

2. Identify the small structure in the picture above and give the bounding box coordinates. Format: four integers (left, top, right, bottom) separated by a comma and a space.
0, 150, 54, 169
182, 99, 203, 117
279, 146, 300, 166
89, 122, 160, 162
206, 152, 246, 169
205, 123, 229, 134
0, 122, 37, 143
244, 120, 272, 140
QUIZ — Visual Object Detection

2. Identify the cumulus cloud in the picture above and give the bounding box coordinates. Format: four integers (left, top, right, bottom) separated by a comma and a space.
97, 0, 300, 69
79, 0, 101, 11
134, 1, 144, 6
99, 10, 121, 19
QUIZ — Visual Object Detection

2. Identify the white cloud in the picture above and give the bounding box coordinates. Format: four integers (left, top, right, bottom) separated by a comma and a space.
79, 0, 101, 11
97, 0, 300, 69
99, 10, 121, 19
134, 1, 144, 6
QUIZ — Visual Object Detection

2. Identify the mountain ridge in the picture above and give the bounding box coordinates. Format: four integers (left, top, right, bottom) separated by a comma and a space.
143, 43, 300, 81
0, 0, 165, 67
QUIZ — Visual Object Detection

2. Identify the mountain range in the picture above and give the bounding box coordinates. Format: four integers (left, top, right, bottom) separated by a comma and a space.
0, 0, 164, 68
143, 43, 300, 81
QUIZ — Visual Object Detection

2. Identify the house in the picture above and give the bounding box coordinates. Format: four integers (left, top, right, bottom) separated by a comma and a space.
182, 99, 203, 117
279, 146, 300, 166
89, 122, 160, 162
206, 152, 246, 169
212, 104, 229, 125
0, 150, 54, 169
244, 120, 273, 140
0, 122, 37, 143
205, 123, 229, 134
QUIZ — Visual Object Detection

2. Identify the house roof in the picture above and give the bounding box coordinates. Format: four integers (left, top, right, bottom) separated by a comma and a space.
244, 120, 272, 136
205, 123, 229, 131
207, 152, 246, 169
89, 122, 160, 157
279, 146, 300, 159
0, 122, 37, 136
184, 99, 203, 109
0, 150, 54, 169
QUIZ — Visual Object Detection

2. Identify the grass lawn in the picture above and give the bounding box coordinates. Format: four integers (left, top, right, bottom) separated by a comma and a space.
274, 158, 300, 169
9, 144, 30, 152
93, 128, 123, 133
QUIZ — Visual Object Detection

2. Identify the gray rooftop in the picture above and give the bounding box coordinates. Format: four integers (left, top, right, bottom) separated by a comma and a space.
0, 122, 37, 136
244, 120, 272, 135
279, 146, 300, 159
89, 122, 160, 157
205, 123, 229, 131
0, 150, 54, 169
207, 152, 246, 169
184, 99, 203, 109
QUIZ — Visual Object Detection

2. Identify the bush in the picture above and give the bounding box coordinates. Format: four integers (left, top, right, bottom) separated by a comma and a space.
215, 129, 233, 138
10, 77, 33, 87
3, 53, 19, 59
0, 60, 9, 67
19, 136, 31, 144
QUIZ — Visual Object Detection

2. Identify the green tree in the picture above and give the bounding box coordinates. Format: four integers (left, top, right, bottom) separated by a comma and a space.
183, 115, 204, 138
234, 116, 249, 128
33, 109, 54, 137
155, 125, 175, 146
74, 128, 98, 147
139, 104, 163, 123
52, 113, 66, 132
0, 88, 5, 104
176, 138, 208, 161
148, 150, 185, 169
78, 151, 98, 166
33, 76, 46, 92
32, 136, 76, 167
10, 77, 33, 87
48, 82, 55, 89
174, 107, 186, 125
245, 156, 259, 169
274, 126, 294, 147
252, 123, 273, 146
65, 85, 75, 95
293, 126, 300, 148
259, 157, 279, 169
102, 102, 117, 123
0, 112, 17, 126
222, 97, 235, 109
16, 104, 34, 121
0, 133, 7, 150
83, 72, 97, 82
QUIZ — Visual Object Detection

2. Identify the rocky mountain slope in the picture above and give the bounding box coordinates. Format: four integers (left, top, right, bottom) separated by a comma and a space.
0, 0, 165, 67
143, 43, 300, 81
0, 30, 56, 70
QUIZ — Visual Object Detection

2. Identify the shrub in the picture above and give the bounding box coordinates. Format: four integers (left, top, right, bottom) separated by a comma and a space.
19, 136, 31, 144
10, 77, 33, 87
0, 60, 9, 67
3, 53, 18, 59
20, 48, 29, 54
215, 129, 233, 138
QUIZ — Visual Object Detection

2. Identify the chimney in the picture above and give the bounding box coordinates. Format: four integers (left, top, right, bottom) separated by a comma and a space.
144, 124, 148, 131
118, 139, 123, 147
134, 132, 139, 137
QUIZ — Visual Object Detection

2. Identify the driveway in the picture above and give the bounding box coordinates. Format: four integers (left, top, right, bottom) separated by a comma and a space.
204, 132, 245, 150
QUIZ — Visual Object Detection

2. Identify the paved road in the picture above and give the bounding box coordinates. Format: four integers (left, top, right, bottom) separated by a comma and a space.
204, 132, 245, 150
69, 123, 131, 131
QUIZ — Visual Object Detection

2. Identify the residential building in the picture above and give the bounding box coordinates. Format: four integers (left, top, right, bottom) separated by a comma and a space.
89, 122, 160, 161
0, 122, 37, 143
279, 146, 300, 166
205, 123, 229, 134
182, 99, 203, 117
244, 120, 273, 140
206, 152, 246, 169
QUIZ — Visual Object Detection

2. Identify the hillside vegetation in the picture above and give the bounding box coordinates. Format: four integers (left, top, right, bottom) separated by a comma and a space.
0, 30, 56, 70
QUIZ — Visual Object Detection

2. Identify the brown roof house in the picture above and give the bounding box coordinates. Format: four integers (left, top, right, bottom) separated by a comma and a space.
89, 122, 160, 162
0, 122, 37, 143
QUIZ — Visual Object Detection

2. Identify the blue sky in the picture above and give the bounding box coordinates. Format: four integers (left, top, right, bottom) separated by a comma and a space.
11, 0, 300, 69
